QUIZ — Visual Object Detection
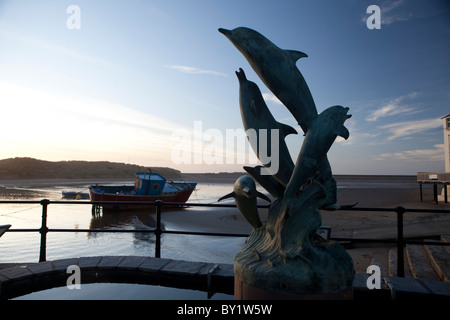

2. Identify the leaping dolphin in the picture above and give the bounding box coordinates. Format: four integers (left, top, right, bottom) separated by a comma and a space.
283, 106, 352, 208
219, 27, 316, 133
236, 68, 297, 187
218, 175, 271, 229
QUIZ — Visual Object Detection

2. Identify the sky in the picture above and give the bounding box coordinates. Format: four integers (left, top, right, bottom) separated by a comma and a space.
0, 0, 449, 175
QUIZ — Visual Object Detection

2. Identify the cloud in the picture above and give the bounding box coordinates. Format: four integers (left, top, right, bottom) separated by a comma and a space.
0, 81, 184, 162
361, 0, 414, 26
376, 144, 444, 162
366, 92, 419, 121
165, 65, 228, 77
0, 29, 112, 66
378, 118, 442, 140
381, 0, 414, 25
262, 93, 283, 105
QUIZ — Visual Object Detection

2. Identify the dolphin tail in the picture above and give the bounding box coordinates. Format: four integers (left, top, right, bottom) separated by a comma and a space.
235, 68, 247, 82
218, 192, 235, 202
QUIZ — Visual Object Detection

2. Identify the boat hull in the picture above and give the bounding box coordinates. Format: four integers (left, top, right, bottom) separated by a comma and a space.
88, 184, 196, 210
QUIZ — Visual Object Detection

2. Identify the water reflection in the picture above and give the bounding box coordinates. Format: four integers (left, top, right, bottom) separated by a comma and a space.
90, 209, 160, 230
0, 182, 241, 264
14, 282, 234, 300
88, 208, 162, 246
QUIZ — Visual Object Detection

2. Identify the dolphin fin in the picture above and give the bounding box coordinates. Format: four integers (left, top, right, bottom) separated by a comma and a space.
277, 122, 298, 138
322, 202, 358, 211
340, 202, 359, 209
244, 166, 285, 199
337, 126, 350, 140
256, 191, 271, 203
218, 192, 235, 202
285, 50, 308, 63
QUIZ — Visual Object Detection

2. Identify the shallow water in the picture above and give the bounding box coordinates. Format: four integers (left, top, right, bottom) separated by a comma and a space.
0, 182, 243, 264
14, 283, 234, 300
0, 179, 418, 264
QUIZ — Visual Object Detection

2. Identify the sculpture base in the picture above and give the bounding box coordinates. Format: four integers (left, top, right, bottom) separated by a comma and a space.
235, 277, 353, 300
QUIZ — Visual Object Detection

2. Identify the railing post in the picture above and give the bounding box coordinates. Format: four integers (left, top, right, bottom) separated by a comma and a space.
154, 200, 162, 258
39, 199, 50, 262
395, 206, 405, 277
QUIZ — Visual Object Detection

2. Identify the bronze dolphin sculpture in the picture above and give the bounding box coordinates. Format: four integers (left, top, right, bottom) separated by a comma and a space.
218, 175, 271, 229
283, 106, 351, 209
219, 27, 316, 133
236, 68, 297, 187
243, 165, 284, 199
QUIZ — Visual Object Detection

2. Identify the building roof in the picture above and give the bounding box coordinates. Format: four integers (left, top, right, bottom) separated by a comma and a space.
441, 114, 450, 119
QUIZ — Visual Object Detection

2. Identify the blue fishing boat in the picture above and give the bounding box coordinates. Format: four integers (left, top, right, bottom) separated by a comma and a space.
88, 172, 197, 209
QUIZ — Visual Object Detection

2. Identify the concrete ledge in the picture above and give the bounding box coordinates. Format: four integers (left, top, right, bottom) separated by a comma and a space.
0, 256, 234, 300
1, 256, 450, 300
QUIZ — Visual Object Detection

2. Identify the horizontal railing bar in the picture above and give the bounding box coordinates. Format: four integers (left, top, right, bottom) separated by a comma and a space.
7, 227, 250, 238
331, 237, 398, 244
1, 199, 448, 213
9, 228, 448, 245
46, 228, 155, 233
404, 239, 450, 246
331, 207, 450, 214
0, 199, 270, 208
162, 230, 249, 237
331, 237, 450, 246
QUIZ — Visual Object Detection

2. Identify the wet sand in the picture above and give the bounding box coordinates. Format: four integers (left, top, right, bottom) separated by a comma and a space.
163, 175, 450, 275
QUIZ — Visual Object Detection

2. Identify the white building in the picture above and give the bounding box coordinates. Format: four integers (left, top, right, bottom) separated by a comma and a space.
442, 114, 450, 172
439, 114, 450, 202
417, 114, 450, 203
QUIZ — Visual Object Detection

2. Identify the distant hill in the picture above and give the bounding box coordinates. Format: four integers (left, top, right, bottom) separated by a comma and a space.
0, 157, 182, 180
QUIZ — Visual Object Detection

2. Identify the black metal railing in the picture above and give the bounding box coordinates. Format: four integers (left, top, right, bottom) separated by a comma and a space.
2, 199, 450, 277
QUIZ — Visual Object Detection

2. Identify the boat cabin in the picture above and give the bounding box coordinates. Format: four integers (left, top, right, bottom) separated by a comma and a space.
134, 172, 166, 196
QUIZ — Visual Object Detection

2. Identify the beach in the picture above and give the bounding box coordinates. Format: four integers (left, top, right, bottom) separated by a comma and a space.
1, 174, 449, 275
167, 174, 450, 275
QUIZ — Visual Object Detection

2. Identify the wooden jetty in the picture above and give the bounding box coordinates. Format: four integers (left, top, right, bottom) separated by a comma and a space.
417, 172, 450, 204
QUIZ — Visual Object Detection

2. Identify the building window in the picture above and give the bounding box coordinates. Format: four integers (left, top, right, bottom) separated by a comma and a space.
447, 118, 450, 129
